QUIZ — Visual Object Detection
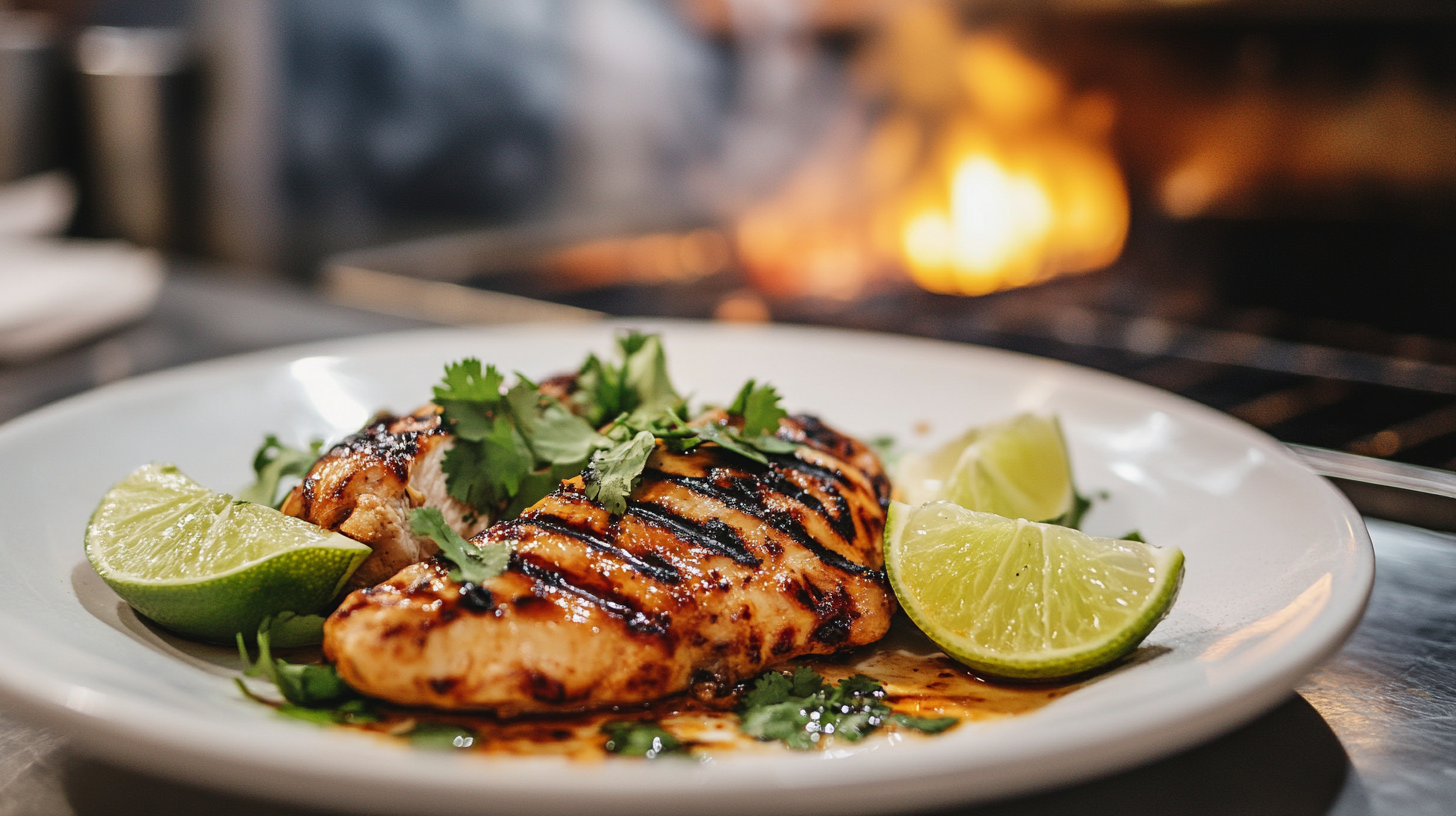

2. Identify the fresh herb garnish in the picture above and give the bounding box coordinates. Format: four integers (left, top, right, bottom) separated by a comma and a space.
238, 435, 323, 507
1121, 530, 1146, 543
736, 667, 957, 749
409, 507, 509, 584
235, 615, 378, 724
583, 429, 657, 515
719, 379, 799, 458
408, 722, 477, 749
601, 720, 686, 758
431, 358, 600, 515
729, 379, 786, 437
890, 713, 960, 733
580, 380, 799, 513
1052, 488, 1108, 530
435, 333, 802, 518
435, 359, 608, 517
572, 332, 684, 427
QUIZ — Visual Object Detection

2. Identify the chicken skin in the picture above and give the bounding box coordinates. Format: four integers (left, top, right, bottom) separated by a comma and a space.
322, 415, 895, 714
280, 407, 491, 592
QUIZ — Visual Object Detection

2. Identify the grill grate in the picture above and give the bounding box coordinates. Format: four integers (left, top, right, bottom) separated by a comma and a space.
779, 286, 1456, 475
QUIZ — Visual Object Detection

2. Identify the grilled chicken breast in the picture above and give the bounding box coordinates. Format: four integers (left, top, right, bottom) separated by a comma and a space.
280, 408, 491, 591
323, 415, 895, 714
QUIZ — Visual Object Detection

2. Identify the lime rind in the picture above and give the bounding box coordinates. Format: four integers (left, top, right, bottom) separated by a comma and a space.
105, 545, 368, 644
885, 501, 1184, 680
84, 463, 371, 644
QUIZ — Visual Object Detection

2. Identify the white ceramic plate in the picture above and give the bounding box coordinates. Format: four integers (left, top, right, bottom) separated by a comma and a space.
0, 322, 1372, 815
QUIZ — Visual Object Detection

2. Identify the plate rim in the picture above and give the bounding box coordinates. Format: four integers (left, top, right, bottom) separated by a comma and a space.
0, 320, 1375, 814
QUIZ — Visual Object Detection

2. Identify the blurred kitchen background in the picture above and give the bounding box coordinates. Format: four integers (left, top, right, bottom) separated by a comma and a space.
6, 0, 1456, 523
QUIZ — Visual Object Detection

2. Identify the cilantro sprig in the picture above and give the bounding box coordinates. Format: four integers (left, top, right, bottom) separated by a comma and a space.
435, 359, 609, 518
238, 435, 323, 507
600, 721, 687, 758
235, 617, 483, 745
571, 332, 683, 427
737, 667, 957, 749
409, 507, 509, 584
581, 379, 797, 513
235, 614, 378, 725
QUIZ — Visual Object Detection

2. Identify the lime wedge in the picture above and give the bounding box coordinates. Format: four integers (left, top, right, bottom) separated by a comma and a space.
85, 463, 371, 645
896, 413, 1074, 523
884, 500, 1183, 679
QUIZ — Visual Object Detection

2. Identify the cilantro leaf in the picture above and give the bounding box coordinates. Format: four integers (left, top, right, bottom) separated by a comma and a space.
477, 420, 534, 502
619, 333, 682, 422
435, 361, 508, 445
572, 353, 619, 427
440, 440, 491, 508
434, 360, 613, 521
434, 358, 504, 405
738, 668, 794, 710
409, 507, 509, 584
237, 614, 345, 704
713, 379, 798, 461
694, 423, 770, 465
409, 722, 477, 750
238, 435, 322, 507
695, 423, 798, 465
502, 460, 586, 519
1050, 488, 1107, 530
1121, 530, 1146, 543
572, 332, 683, 426
584, 430, 657, 515
728, 380, 788, 438
601, 721, 687, 758
736, 668, 957, 749
890, 714, 959, 734
526, 400, 608, 464
236, 616, 382, 726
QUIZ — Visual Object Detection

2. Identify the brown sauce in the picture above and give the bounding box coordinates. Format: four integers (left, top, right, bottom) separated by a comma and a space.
299, 616, 1084, 759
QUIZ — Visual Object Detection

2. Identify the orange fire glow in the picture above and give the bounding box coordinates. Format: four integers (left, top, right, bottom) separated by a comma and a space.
892, 34, 1129, 296
731, 7, 1129, 301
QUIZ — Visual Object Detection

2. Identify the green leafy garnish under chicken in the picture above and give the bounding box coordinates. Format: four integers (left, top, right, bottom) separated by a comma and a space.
737, 667, 957, 749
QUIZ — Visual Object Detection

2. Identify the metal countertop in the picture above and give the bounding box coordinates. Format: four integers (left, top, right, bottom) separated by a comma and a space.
0, 272, 1450, 815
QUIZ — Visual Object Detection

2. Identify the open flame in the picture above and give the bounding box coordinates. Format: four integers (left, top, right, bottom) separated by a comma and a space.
731, 6, 1129, 300
898, 127, 1128, 296
890, 27, 1129, 297
903, 155, 1054, 293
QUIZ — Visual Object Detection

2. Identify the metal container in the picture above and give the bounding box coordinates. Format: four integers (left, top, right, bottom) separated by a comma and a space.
0, 12, 56, 183
76, 26, 188, 248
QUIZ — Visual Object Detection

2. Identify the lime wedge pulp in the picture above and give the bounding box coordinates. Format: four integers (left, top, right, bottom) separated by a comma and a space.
85, 463, 371, 644
884, 500, 1183, 680
895, 413, 1074, 523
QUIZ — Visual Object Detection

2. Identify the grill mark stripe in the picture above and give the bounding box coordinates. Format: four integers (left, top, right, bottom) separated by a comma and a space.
510, 556, 668, 636
784, 415, 893, 505
766, 453, 853, 490
640, 469, 884, 580
762, 466, 859, 545
698, 439, 866, 541
507, 514, 682, 584
624, 500, 762, 567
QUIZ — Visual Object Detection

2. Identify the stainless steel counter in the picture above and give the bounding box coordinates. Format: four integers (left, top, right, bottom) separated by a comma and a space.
0, 271, 1451, 815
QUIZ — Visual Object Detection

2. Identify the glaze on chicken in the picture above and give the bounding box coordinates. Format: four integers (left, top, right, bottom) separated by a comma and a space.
322, 416, 895, 714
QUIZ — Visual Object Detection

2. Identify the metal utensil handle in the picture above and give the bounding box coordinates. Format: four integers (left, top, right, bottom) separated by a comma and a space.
1289, 443, 1456, 500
